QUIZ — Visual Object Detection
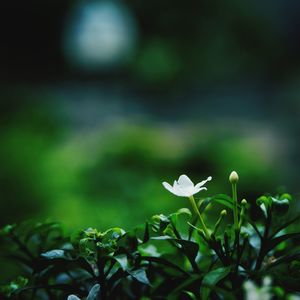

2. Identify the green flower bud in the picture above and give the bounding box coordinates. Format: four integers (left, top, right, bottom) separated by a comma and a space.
221, 209, 227, 216
241, 199, 247, 206
229, 171, 239, 184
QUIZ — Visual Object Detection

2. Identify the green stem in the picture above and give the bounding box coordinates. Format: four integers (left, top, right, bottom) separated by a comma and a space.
232, 183, 239, 231
188, 196, 210, 239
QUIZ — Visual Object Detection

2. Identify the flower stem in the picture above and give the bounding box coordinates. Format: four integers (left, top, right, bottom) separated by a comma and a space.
188, 196, 210, 239
232, 182, 239, 232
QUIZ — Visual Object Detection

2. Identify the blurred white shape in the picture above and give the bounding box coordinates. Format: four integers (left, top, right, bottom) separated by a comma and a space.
244, 277, 272, 300
63, 0, 137, 70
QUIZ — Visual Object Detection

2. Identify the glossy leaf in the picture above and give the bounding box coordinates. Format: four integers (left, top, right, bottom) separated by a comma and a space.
128, 269, 151, 285
41, 249, 71, 260
86, 284, 101, 300
201, 267, 231, 300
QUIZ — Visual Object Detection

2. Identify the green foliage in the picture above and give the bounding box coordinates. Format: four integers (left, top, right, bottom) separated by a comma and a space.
0, 276, 28, 298
1, 188, 300, 299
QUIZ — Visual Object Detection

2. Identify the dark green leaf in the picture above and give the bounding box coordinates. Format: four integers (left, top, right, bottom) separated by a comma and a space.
167, 275, 200, 297
272, 198, 289, 215
86, 284, 100, 300
143, 222, 150, 243
266, 251, 300, 270
141, 256, 188, 274
175, 239, 199, 262
128, 269, 150, 285
151, 236, 199, 261
41, 249, 71, 260
209, 194, 235, 210
271, 215, 300, 238
114, 254, 129, 271
201, 267, 231, 300
267, 233, 300, 252
67, 295, 80, 300
170, 208, 192, 226
182, 290, 197, 299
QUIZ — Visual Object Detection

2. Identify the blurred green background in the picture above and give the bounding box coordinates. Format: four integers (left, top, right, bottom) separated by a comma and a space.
1, 0, 300, 231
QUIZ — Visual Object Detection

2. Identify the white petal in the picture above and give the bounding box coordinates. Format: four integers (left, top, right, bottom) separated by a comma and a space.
173, 187, 187, 197
195, 176, 212, 189
174, 184, 194, 197
177, 175, 194, 188
162, 182, 181, 196
193, 187, 207, 194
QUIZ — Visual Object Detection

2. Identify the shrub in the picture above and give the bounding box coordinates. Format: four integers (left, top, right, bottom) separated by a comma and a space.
1, 172, 300, 299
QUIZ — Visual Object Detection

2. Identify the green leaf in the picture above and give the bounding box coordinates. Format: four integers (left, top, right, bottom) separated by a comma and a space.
141, 256, 188, 274
256, 196, 272, 218
267, 233, 300, 252
167, 274, 200, 297
271, 215, 300, 238
201, 267, 231, 300
0, 224, 16, 237
67, 295, 80, 300
170, 208, 192, 222
151, 236, 199, 262
210, 194, 235, 210
0, 276, 28, 297
260, 203, 268, 218
41, 249, 71, 260
138, 244, 160, 257
266, 251, 300, 270
272, 198, 289, 215
128, 269, 150, 285
151, 235, 172, 240
103, 227, 126, 240
143, 222, 150, 243
75, 257, 97, 276
86, 284, 100, 300
114, 254, 129, 271
174, 239, 199, 262
198, 198, 211, 213
182, 290, 197, 299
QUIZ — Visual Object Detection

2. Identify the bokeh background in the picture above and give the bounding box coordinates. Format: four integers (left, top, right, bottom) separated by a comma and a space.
1, 0, 300, 232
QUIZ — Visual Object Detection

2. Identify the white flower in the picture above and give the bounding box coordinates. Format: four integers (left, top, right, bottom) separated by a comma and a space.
162, 175, 212, 197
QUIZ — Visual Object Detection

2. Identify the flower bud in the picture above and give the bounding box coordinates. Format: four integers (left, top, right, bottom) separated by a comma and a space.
229, 171, 239, 184
241, 199, 247, 206
221, 209, 227, 216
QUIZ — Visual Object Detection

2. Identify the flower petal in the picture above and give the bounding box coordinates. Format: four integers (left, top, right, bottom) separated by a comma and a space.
195, 176, 212, 189
177, 175, 194, 188
193, 187, 207, 194
174, 185, 191, 197
173, 187, 187, 197
162, 182, 181, 196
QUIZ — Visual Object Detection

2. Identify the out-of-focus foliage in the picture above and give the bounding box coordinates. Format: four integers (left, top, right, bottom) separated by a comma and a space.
0, 105, 286, 231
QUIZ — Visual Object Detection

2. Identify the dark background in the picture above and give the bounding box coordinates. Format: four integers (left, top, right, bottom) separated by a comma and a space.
1, 0, 300, 231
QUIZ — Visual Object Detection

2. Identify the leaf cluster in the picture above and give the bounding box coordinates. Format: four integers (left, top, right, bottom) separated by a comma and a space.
1, 193, 300, 299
